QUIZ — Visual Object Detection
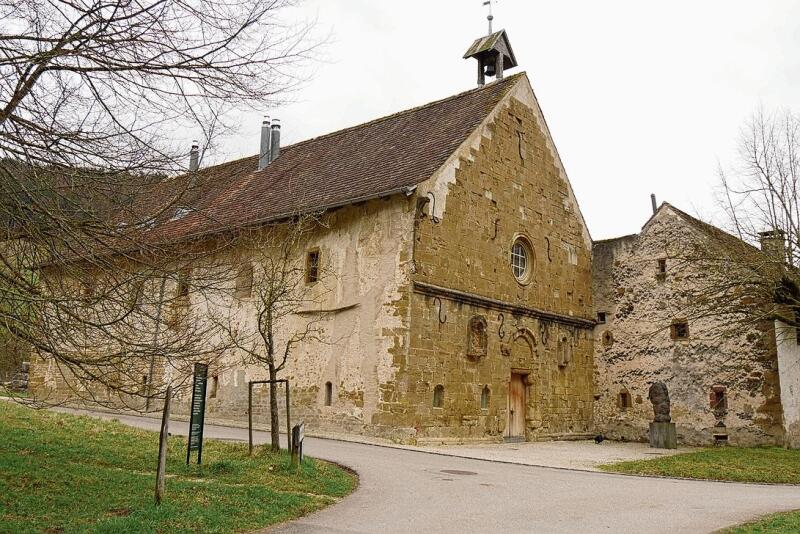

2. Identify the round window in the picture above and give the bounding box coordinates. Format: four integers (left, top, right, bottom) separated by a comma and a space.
510, 237, 533, 282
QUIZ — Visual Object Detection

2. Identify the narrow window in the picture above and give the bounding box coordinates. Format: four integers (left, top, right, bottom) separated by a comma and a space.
670, 320, 689, 340
141, 375, 148, 393
306, 249, 320, 284
433, 385, 445, 408
517, 131, 527, 161
656, 258, 667, 281
209, 375, 218, 399
710, 385, 727, 417
176, 270, 190, 298
618, 390, 632, 410
480, 385, 490, 410
324, 381, 333, 406
81, 277, 96, 299
597, 312, 607, 324
602, 330, 614, 347
235, 263, 254, 297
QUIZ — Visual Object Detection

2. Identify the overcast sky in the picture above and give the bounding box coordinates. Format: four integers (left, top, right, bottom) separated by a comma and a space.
199, 0, 800, 241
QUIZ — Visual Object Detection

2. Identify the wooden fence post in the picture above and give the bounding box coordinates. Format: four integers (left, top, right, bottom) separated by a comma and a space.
248, 382, 253, 456
155, 385, 172, 506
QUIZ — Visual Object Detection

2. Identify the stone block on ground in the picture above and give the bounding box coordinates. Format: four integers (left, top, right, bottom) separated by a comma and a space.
649, 422, 677, 449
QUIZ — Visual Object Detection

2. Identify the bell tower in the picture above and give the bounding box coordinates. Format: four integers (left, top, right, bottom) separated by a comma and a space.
463, 1, 518, 86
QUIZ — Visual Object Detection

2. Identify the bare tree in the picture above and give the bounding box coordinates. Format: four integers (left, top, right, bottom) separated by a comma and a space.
0, 0, 319, 405
674, 107, 800, 341
210, 215, 330, 451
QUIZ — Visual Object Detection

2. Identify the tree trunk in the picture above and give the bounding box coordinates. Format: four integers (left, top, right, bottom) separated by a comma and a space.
268, 365, 280, 452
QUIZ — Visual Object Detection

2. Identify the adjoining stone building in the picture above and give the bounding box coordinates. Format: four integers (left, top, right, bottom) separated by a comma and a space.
593, 202, 800, 447
29, 31, 596, 443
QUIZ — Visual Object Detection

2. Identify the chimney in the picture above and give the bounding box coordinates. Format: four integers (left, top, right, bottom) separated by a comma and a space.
759, 230, 786, 262
189, 140, 200, 172
258, 116, 271, 171
651, 194, 658, 215
270, 118, 281, 162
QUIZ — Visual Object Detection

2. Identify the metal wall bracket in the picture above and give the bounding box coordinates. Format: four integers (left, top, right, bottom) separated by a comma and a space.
433, 296, 447, 324
426, 192, 440, 224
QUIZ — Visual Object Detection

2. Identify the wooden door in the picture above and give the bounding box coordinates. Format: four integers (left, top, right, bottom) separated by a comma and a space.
507, 373, 526, 439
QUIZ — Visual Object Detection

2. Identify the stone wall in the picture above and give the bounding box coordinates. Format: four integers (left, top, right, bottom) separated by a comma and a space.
593, 207, 785, 446
29, 195, 415, 439
171, 196, 416, 438
394, 80, 595, 443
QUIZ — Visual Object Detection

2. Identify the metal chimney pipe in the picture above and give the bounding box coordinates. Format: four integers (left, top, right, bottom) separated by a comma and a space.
651, 194, 658, 215
270, 119, 281, 162
258, 116, 272, 171
189, 140, 200, 172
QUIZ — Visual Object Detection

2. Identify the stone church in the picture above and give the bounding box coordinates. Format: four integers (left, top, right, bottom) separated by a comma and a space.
30, 28, 595, 443
186, 31, 595, 443
27, 27, 800, 447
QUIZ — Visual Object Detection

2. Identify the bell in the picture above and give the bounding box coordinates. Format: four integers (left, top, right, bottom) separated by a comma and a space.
484, 59, 496, 77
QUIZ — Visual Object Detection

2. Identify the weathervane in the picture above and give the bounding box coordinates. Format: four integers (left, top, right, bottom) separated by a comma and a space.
483, 0, 495, 34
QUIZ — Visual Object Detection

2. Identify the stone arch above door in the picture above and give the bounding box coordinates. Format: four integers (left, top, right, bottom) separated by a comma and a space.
501, 327, 538, 360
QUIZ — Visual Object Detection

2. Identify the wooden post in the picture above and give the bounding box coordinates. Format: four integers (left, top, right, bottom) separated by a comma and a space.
155, 385, 172, 506
285, 380, 291, 453
495, 50, 504, 80
291, 421, 304, 469
248, 382, 253, 456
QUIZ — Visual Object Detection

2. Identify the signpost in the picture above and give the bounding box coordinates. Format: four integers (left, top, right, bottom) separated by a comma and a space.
186, 363, 208, 465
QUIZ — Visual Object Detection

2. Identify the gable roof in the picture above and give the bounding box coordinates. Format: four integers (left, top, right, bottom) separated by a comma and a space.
144, 74, 524, 241
595, 202, 762, 253
646, 202, 760, 253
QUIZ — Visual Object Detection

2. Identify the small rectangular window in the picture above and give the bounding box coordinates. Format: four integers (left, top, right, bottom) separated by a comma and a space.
306, 249, 320, 284
81, 276, 96, 299
209, 375, 218, 399
235, 263, 254, 297
619, 392, 631, 410
176, 270, 191, 299
597, 312, 607, 324
671, 320, 689, 340
656, 258, 667, 281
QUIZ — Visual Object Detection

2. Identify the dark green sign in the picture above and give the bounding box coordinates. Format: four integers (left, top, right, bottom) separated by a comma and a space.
186, 363, 208, 465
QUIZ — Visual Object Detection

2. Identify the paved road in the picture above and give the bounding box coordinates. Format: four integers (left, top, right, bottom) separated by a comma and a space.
63, 409, 800, 534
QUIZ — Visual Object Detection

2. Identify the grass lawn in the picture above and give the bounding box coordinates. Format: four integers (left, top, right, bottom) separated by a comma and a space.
599, 446, 800, 484
719, 510, 800, 533
0, 401, 356, 533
